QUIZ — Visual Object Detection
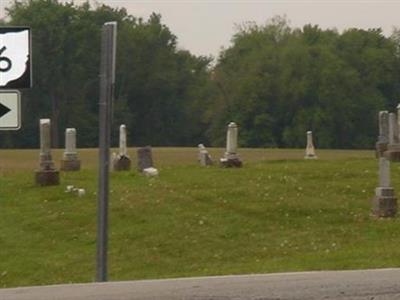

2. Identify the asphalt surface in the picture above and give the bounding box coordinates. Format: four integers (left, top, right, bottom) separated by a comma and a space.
1, 268, 400, 300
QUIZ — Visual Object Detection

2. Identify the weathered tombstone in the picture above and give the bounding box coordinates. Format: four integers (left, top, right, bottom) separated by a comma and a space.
372, 157, 397, 217
375, 111, 389, 158
397, 104, 400, 141
384, 112, 400, 161
304, 131, 317, 159
60, 128, 81, 171
388, 112, 398, 144
220, 122, 242, 168
198, 144, 213, 166
137, 146, 158, 176
112, 124, 131, 171
34, 119, 60, 186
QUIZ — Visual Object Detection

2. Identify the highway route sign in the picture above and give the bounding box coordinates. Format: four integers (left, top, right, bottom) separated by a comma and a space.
0, 27, 31, 89
0, 90, 21, 130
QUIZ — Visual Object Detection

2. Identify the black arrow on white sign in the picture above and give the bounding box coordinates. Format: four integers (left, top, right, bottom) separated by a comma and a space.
0, 102, 11, 118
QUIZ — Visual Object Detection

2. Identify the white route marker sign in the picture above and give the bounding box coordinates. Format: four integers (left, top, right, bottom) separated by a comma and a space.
0, 90, 21, 130
0, 27, 31, 89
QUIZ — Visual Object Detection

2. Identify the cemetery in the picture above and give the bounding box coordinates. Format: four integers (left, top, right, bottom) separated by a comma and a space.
1, 139, 400, 287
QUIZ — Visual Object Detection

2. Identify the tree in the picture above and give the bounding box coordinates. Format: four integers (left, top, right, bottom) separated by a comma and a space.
208, 17, 400, 149
1, 0, 212, 148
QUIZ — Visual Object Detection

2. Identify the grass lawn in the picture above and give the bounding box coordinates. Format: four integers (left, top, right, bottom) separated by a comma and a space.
1, 147, 399, 288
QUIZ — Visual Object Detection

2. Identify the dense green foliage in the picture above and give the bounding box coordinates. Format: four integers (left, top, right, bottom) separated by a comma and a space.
0, 0, 212, 148
1, 1, 400, 149
209, 17, 400, 148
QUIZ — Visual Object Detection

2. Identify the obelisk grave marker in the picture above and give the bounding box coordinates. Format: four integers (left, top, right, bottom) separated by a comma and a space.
112, 124, 131, 171
35, 119, 60, 186
372, 157, 397, 218
304, 131, 317, 159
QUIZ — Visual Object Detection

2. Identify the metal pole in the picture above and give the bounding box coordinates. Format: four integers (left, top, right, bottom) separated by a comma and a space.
97, 21, 117, 282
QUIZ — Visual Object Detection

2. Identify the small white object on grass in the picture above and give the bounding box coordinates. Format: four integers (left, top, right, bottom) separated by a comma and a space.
143, 167, 159, 177
77, 189, 86, 197
65, 185, 74, 192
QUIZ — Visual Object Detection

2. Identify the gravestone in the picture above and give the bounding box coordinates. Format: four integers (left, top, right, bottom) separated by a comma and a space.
60, 128, 81, 171
304, 131, 317, 159
375, 111, 389, 158
372, 157, 397, 217
198, 144, 213, 166
34, 119, 60, 186
388, 112, 398, 144
384, 112, 400, 161
137, 146, 158, 176
397, 104, 400, 141
113, 124, 131, 171
220, 122, 242, 168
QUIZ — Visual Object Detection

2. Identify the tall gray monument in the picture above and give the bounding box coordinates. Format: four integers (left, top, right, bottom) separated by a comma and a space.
375, 111, 389, 158
372, 157, 397, 217
220, 122, 242, 168
60, 128, 81, 171
384, 112, 400, 161
34, 119, 60, 186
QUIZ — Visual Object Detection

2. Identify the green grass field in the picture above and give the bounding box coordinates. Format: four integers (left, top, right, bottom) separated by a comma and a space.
1, 147, 399, 288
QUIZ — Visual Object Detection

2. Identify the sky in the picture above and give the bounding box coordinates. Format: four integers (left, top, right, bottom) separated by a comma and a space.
1, 0, 400, 58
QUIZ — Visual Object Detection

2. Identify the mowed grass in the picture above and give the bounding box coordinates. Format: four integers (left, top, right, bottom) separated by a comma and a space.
1, 147, 400, 288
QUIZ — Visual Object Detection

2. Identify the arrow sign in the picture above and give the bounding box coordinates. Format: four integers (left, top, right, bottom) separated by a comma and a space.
0, 90, 21, 130
0, 102, 11, 118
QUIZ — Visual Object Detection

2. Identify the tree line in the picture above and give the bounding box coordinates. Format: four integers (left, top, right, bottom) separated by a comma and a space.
1, 0, 400, 149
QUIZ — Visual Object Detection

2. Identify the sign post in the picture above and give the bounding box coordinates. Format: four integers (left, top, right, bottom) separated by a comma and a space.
97, 21, 117, 282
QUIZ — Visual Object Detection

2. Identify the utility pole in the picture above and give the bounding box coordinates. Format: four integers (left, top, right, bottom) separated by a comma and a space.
97, 21, 117, 282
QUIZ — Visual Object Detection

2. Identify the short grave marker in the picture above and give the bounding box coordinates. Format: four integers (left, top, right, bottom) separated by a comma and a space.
61, 128, 81, 171
220, 122, 242, 167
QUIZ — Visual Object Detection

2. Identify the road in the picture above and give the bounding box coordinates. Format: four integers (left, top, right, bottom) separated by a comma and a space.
1, 268, 400, 300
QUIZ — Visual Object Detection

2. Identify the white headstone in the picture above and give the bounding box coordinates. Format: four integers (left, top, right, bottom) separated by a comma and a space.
65, 128, 76, 153
304, 131, 317, 159
226, 122, 238, 155
119, 124, 128, 156
63, 128, 78, 160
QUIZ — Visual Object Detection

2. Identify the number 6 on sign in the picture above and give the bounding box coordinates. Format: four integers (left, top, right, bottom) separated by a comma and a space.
0, 46, 12, 72
0, 27, 32, 89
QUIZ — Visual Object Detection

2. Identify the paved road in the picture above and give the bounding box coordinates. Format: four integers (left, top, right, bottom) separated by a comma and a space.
1, 268, 400, 300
